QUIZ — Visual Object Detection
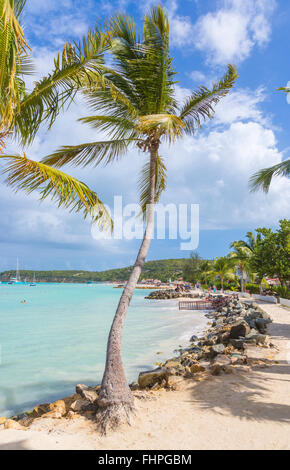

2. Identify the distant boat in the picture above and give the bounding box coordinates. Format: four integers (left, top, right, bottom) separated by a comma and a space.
30, 273, 37, 287
9, 258, 25, 285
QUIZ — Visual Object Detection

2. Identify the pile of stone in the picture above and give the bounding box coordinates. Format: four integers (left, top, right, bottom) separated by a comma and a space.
145, 289, 203, 300
137, 299, 274, 390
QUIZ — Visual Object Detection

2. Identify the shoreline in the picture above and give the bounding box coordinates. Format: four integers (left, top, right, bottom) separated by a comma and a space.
1, 296, 290, 449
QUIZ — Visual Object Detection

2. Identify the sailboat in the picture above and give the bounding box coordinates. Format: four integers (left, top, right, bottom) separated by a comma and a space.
8, 258, 23, 284
30, 273, 37, 287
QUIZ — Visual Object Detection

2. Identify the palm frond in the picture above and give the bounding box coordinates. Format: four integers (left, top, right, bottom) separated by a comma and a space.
14, 27, 112, 146
42, 139, 139, 168
0, 0, 30, 128
0, 154, 112, 228
137, 114, 184, 142
179, 64, 238, 134
249, 159, 290, 193
78, 114, 139, 140
139, 153, 167, 215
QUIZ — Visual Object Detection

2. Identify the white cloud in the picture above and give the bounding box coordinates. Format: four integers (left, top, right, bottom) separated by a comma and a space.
162, 120, 289, 229
194, 0, 276, 64
213, 87, 271, 126
189, 70, 207, 83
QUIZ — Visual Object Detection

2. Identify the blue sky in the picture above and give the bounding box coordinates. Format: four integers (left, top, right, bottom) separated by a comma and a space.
1, 0, 290, 272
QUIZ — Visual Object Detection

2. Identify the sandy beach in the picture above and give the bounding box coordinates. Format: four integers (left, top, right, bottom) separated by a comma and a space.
0, 299, 289, 450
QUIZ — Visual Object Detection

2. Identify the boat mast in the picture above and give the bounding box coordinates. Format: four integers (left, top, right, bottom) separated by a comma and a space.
16, 257, 21, 282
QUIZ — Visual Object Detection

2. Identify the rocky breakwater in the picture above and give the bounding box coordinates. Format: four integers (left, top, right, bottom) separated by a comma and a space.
137, 298, 275, 389
145, 289, 203, 300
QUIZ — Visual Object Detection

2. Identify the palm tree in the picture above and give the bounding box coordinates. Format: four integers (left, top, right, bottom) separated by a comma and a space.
212, 257, 234, 292
1, 2, 114, 222
229, 241, 251, 292
233, 231, 263, 292
0, 0, 113, 150
2, 5, 238, 431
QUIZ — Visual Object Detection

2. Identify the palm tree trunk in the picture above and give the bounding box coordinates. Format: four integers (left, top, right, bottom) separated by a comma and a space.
241, 267, 244, 293
221, 276, 224, 292
97, 147, 157, 433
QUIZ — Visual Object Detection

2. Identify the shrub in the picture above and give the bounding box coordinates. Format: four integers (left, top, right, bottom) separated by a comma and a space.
274, 286, 290, 300
246, 283, 260, 294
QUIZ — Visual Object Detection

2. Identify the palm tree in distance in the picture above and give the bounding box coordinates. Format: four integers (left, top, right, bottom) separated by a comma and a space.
229, 241, 251, 292
212, 256, 234, 292
3, 5, 238, 431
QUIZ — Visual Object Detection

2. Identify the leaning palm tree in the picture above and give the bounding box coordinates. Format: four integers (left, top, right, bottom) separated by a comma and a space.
3, 5, 238, 431
211, 257, 234, 292
229, 241, 251, 292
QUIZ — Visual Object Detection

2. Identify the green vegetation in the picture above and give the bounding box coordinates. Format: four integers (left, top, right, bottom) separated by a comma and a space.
183, 219, 290, 296
1, 258, 188, 283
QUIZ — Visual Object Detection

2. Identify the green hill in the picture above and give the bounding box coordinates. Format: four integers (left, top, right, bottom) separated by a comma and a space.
0, 258, 188, 283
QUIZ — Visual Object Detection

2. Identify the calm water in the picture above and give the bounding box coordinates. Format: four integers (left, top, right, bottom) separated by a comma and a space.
0, 283, 208, 417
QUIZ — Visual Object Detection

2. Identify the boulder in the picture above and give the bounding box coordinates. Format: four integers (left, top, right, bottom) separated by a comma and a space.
0, 417, 6, 425
48, 399, 66, 418
229, 339, 245, 350
167, 375, 185, 389
4, 419, 26, 431
229, 321, 251, 339
255, 318, 272, 333
76, 384, 98, 403
209, 344, 225, 357
138, 367, 169, 388
70, 399, 93, 412
190, 363, 206, 374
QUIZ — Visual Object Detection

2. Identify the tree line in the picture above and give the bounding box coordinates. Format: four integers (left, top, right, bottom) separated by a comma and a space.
183, 219, 290, 298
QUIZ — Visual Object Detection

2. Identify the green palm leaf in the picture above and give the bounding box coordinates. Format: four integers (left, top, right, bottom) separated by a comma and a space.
249, 159, 290, 193
179, 64, 238, 134
0, 154, 112, 228
14, 27, 112, 146
42, 139, 140, 168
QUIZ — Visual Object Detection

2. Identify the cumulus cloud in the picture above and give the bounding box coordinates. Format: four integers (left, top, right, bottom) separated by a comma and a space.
194, 0, 276, 64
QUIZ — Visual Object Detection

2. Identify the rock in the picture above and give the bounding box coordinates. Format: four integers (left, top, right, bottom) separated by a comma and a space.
48, 400, 66, 417
255, 318, 272, 333
209, 364, 223, 376
190, 335, 198, 342
209, 344, 225, 357
245, 332, 269, 345
138, 367, 169, 388
70, 399, 93, 412
190, 363, 206, 374
4, 419, 26, 431
229, 339, 245, 350
0, 417, 6, 425
167, 375, 185, 389
229, 321, 251, 339
129, 381, 140, 391
76, 384, 98, 403
32, 403, 50, 417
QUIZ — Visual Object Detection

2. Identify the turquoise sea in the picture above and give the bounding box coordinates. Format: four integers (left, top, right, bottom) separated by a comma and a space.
0, 283, 208, 417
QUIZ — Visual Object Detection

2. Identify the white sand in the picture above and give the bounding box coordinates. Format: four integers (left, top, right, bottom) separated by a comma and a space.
1, 301, 290, 450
